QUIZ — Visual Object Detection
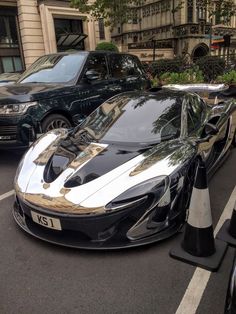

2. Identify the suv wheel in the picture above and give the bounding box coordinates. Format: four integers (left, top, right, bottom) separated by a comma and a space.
41, 114, 72, 132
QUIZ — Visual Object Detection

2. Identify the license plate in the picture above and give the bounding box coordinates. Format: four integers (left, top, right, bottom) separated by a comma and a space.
31, 211, 62, 231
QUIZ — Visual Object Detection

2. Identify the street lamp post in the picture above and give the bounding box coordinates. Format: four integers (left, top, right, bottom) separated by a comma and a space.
152, 39, 156, 61
209, 17, 213, 56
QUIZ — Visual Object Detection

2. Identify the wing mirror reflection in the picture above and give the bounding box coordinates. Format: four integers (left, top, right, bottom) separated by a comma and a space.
85, 70, 100, 81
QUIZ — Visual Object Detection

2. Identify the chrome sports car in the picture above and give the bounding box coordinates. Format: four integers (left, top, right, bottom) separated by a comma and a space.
13, 89, 236, 249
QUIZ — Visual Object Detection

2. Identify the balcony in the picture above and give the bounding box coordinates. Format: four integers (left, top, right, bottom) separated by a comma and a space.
173, 23, 211, 38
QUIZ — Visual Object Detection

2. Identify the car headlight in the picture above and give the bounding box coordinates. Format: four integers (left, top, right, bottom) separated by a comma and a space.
106, 176, 169, 211
0, 101, 37, 115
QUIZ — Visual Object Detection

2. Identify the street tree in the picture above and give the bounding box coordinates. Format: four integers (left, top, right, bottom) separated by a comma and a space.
70, 0, 144, 28
206, 0, 236, 24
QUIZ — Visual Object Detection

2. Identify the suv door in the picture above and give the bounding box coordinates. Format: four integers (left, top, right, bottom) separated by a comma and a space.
70, 53, 113, 123
109, 54, 148, 93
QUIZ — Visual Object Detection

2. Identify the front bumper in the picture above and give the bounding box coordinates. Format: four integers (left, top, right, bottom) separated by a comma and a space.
0, 115, 38, 149
13, 196, 181, 250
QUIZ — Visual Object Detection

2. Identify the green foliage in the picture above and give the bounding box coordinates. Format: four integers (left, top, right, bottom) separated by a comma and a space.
153, 68, 204, 85
206, 0, 236, 24
95, 41, 119, 52
216, 70, 236, 84
70, 0, 145, 27
195, 56, 225, 82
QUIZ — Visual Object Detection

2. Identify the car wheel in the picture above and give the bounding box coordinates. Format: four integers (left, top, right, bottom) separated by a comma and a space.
41, 114, 72, 132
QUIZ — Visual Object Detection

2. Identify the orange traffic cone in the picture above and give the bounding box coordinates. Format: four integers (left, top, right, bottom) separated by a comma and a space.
170, 160, 227, 271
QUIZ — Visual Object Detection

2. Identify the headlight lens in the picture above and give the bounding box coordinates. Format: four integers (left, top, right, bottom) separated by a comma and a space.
0, 101, 37, 115
106, 176, 169, 211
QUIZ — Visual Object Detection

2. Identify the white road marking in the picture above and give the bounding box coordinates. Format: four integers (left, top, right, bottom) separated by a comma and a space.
175, 185, 236, 314
0, 190, 14, 201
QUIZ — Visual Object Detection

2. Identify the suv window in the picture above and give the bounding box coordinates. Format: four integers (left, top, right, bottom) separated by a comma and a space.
110, 54, 143, 79
187, 95, 205, 134
84, 54, 108, 81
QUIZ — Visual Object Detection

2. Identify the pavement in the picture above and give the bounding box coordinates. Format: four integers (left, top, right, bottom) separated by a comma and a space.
0, 148, 235, 314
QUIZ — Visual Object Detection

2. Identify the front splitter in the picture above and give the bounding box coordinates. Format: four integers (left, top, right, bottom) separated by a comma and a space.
13, 207, 181, 250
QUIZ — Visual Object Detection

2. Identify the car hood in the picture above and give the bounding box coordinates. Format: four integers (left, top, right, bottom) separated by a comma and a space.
15, 130, 196, 214
0, 83, 73, 104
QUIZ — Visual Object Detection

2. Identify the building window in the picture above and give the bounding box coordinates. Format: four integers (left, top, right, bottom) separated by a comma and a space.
54, 18, 84, 51
187, 0, 194, 23
196, 0, 206, 20
98, 18, 105, 40
0, 9, 23, 74
132, 9, 138, 24
142, 5, 151, 17
0, 16, 19, 48
215, 2, 221, 24
0, 56, 23, 73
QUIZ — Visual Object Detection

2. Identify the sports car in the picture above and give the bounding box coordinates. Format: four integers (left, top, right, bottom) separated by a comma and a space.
13, 89, 236, 249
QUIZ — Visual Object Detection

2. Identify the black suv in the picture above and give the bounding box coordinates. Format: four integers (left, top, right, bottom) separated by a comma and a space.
0, 51, 150, 148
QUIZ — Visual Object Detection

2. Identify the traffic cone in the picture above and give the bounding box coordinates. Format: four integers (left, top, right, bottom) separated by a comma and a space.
216, 200, 236, 246
170, 160, 227, 271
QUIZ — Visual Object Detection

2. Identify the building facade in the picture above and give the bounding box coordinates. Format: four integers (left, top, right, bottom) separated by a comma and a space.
111, 0, 236, 62
0, 0, 110, 73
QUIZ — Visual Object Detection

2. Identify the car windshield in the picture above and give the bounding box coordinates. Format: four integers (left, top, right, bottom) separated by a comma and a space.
18, 54, 87, 84
76, 92, 182, 144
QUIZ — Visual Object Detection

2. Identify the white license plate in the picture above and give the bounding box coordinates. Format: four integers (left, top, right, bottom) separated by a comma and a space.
31, 211, 62, 230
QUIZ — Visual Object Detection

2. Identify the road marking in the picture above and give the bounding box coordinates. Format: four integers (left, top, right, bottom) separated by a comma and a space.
0, 190, 14, 201
175, 185, 236, 314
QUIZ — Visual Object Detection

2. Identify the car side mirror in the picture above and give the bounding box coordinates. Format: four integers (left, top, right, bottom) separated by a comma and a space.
204, 122, 219, 136
85, 70, 100, 81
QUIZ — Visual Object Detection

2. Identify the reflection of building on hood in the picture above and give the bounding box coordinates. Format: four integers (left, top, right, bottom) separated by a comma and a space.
77, 97, 128, 141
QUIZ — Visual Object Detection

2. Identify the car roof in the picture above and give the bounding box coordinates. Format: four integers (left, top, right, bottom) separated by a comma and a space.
41, 51, 135, 58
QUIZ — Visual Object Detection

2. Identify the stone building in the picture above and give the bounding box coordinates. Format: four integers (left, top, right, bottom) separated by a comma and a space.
0, 0, 110, 73
111, 0, 236, 62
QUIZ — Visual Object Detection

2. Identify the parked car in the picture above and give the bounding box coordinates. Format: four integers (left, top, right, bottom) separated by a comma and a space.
0, 51, 150, 149
13, 88, 236, 249
0, 72, 21, 87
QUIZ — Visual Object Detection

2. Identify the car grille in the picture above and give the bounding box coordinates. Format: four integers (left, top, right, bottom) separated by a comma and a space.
0, 125, 17, 140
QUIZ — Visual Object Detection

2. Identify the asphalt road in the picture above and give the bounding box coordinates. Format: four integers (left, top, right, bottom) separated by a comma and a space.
0, 149, 236, 314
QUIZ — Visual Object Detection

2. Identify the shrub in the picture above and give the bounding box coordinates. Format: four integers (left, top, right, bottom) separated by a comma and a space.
216, 70, 236, 84
195, 56, 225, 82
156, 67, 204, 85
95, 42, 119, 52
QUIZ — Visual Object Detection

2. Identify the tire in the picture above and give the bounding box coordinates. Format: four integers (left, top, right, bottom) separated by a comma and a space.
41, 114, 72, 132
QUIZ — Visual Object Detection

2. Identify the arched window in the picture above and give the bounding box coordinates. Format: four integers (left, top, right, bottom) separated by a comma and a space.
187, 0, 194, 23
196, 0, 206, 20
